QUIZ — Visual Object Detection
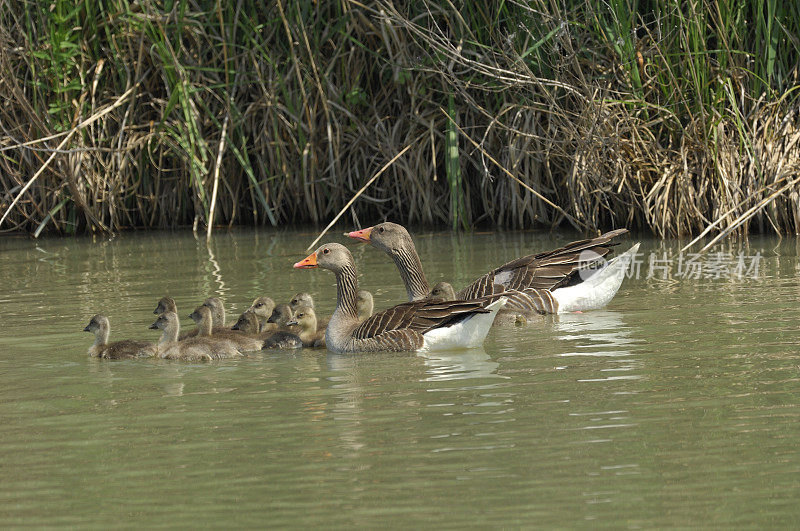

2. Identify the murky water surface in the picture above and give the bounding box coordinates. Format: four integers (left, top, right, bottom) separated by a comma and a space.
1, 229, 799, 527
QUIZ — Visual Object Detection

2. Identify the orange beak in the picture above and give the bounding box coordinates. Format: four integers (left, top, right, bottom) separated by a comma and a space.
346, 226, 373, 243
293, 252, 318, 269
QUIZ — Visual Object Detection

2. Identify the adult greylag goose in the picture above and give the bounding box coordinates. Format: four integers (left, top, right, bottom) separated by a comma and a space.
293, 243, 507, 353
347, 222, 639, 314
149, 311, 241, 361
189, 305, 264, 352
286, 307, 325, 348
83, 315, 157, 359
246, 297, 276, 332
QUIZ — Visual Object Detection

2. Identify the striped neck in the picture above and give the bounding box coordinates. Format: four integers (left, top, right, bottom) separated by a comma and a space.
334, 263, 360, 319
392, 246, 430, 301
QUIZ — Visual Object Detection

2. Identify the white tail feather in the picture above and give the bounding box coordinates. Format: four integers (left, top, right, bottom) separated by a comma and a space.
552, 243, 640, 313
420, 297, 507, 352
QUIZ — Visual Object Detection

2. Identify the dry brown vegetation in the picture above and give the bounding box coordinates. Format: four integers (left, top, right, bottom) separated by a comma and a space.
1, 0, 799, 238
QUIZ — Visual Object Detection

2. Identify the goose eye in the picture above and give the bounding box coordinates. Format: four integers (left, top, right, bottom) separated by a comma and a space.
291, 299, 297, 304
378, 227, 385, 233
323, 248, 330, 254
256, 303, 262, 308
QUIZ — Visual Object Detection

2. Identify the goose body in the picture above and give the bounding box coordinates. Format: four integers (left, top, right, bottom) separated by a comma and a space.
294, 243, 506, 353
83, 315, 157, 359
348, 223, 636, 315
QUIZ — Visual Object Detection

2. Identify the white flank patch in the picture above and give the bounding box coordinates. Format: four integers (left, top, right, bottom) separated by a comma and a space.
419, 298, 507, 352
552, 243, 640, 313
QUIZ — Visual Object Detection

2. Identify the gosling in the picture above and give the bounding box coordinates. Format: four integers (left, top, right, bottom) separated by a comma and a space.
149, 311, 241, 361
83, 315, 156, 359
189, 305, 264, 352
246, 297, 276, 333
286, 307, 325, 348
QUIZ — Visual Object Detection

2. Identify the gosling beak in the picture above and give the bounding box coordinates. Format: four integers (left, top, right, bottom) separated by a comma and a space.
286, 319, 299, 326
152, 306, 160, 315
293, 252, 318, 269
148, 321, 159, 330
83, 324, 91, 332
231, 323, 240, 331
346, 226, 373, 243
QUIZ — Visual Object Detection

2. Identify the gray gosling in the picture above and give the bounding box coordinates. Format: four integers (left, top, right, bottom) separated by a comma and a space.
356, 290, 374, 322
286, 307, 325, 348
150, 311, 241, 361
84, 315, 156, 359
247, 297, 277, 333
189, 305, 264, 352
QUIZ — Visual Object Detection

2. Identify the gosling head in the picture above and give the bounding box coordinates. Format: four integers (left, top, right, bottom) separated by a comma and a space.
289, 293, 314, 312
231, 310, 260, 335
286, 306, 317, 333
189, 305, 214, 336
83, 314, 109, 334
427, 282, 456, 302
247, 297, 276, 319
201, 297, 225, 327
149, 311, 178, 331
346, 222, 413, 256
83, 314, 111, 345
267, 303, 294, 327
154, 296, 177, 315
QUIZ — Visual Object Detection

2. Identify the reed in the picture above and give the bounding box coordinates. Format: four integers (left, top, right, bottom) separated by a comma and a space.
1, 0, 799, 238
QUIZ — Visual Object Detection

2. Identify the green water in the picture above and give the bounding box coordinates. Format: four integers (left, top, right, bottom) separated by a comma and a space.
2, 229, 799, 527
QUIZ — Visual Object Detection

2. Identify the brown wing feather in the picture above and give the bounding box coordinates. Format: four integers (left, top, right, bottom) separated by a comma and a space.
351, 296, 501, 340
456, 229, 628, 299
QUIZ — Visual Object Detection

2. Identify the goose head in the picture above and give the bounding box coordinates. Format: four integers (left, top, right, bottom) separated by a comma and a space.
346, 222, 411, 256
293, 242, 354, 274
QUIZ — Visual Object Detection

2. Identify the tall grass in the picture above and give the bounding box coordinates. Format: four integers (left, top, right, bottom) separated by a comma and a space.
0, 0, 799, 237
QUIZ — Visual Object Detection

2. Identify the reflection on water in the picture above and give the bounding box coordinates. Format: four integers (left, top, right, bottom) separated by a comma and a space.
419, 347, 504, 381
2, 230, 800, 527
